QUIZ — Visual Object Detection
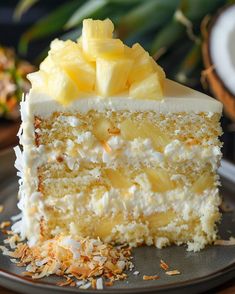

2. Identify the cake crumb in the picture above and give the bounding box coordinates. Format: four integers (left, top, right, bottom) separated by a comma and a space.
160, 259, 169, 271
0, 205, 4, 213
165, 270, 181, 276
133, 271, 140, 275
143, 275, 159, 280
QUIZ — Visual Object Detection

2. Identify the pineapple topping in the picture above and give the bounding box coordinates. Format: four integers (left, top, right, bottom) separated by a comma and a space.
28, 19, 165, 105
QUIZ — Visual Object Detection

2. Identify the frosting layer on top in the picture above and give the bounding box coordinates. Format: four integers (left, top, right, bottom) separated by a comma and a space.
27, 79, 222, 118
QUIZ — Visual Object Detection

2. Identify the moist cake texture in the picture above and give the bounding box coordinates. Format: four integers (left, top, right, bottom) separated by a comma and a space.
13, 19, 223, 252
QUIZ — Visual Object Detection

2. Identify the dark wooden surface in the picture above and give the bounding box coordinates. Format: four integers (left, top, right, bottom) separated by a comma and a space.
0, 122, 235, 293
0, 120, 19, 150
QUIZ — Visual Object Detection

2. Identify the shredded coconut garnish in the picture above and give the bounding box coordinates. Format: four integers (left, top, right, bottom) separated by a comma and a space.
160, 259, 169, 271
0, 221, 11, 229
0, 231, 132, 288
214, 237, 235, 246
102, 141, 112, 153
143, 275, 159, 280
165, 270, 181, 276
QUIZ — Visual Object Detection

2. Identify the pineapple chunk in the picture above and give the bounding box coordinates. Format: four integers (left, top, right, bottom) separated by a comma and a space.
105, 169, 131, 189
191, 172, 215, 194
82, 18, 114, 55
119, 119, 142, 141
150, 57, 166, 86
129, 73, 163, 100
128, 53, 154, 84
47, 66, 80, 105
129, 43, 165, 88
140, 122, 170, 152
120, 119, 170, 152
27, 70, 48, 92
85, 38, 124, 61
131, 43, 147, 59
51, 41, 95, 92
93, 118, 112, 141
96, 57, 133, 97
146, 210, 176, 227
145, 168, 176, 193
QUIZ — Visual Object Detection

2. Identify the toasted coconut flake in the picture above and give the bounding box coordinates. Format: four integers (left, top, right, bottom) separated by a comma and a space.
160, 259, 169, 271
165, 270, 181, 276
57, 277, 74, 287
0, 221, 11, 229
0, 205, 4, 213
102, 141, 112, 153
22, 271, 34, 277
214, 237, 235, 246
105, 280, 113, 287
220, 201, 233, 212
2, 234, 132, 287
96, 277, 103, 290
91, 278, 97, 289
143, 275, 159, 281
76, 280, 85, 287
79, 281, 91, 289
108, 127, 120, 135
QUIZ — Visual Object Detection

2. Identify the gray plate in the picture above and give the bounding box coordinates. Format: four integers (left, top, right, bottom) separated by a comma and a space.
0, 149, 235, 294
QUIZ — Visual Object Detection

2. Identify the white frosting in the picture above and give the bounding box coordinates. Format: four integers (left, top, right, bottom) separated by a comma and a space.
26, 79, 222, 118
12, 79, 222, 248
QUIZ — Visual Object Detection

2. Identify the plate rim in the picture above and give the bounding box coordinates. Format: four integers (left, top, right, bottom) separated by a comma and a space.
0, 256, 235, 293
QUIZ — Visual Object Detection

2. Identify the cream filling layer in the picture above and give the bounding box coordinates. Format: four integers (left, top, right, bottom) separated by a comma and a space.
26, 79, 223, 118
21, 131, 221, 172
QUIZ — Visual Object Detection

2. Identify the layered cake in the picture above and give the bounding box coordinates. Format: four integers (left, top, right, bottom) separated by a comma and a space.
13, 19, 222, 253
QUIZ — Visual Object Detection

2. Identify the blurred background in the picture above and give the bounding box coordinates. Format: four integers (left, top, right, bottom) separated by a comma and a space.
0, 0, 235, 163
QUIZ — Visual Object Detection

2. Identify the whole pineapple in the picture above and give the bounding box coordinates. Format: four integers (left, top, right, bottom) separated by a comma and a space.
0, 46, 35, 120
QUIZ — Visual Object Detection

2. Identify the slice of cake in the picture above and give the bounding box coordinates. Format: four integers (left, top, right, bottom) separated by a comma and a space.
13, 18, 223, 253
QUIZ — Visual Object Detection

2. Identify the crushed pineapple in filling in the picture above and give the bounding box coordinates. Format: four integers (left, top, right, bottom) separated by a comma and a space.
28, 110, 222, 251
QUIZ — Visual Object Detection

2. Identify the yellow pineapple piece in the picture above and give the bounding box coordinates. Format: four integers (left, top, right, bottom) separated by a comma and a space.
105, 169, 131, 189
140, 121, 170, 152
120, 119, 170, 152
96, 57, 133, 97
93, 118, 112, 141
51, 40, 95, 92
82, 18, 114, 55
191, 172, 215, 194
119, 119, 142, 141
131, 43, 146, 58
150, 57, 166, 86
129, 43, 165, 84
128, 54, 154, 84
47, 66, 80, 105
27, 70, 48, 92
146, 210, 176, 227
85, 38, 124, 61
145, 168, 176, 193
129, 73, 163, 100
